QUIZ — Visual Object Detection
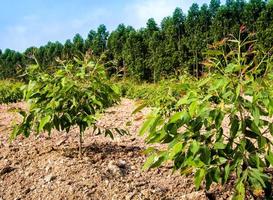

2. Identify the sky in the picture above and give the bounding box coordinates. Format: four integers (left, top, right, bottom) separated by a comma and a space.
0, 0, 215, 52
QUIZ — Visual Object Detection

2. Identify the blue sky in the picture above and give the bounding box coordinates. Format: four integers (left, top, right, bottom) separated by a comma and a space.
0, 0, 215, 52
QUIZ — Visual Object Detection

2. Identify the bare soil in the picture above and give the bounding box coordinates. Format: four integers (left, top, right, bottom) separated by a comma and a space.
0, 99, 233, 200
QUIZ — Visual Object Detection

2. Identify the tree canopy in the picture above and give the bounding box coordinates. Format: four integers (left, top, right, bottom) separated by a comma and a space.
1, 0, 272, 81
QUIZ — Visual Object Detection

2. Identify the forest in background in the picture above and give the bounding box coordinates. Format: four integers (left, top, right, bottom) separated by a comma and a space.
0, 0, 273, 81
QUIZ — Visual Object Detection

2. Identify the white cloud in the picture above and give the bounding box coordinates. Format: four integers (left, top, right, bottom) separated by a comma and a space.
0, 8, 108, 51
0, 0, 215, 51
125, 0, 181, 28
124, 0, 213, 28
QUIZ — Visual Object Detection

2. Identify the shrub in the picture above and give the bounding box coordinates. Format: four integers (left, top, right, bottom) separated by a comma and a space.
140, 32, 273, 199
12, 57, 123, 157
0, 80, 24, 104
116, 77, 194, 115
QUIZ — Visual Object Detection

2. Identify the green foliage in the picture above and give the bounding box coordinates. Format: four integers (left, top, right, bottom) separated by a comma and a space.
0, 80, 24, 104
257, 1, 273, 51
0, 49, 26, 79
1, 1, 273, 82
12, 57, 121, 156
140, 33, 273, 199
116, 78, 194, 114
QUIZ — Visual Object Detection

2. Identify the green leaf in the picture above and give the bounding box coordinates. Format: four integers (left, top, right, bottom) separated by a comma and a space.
115, 128, 127, 136
132, 103, 147, 114
169, 143, 183, 160
205, 171, 213, 190
269, 123, 273, 135
233, 181, 245, 200
189, 101, 198, 117
142, 153, 166, 170
105, 129, 114, 139
39, 115, 51, 132
198, 77, 211, 87
169, 111, 185, 123
139, 111, 158, 136
266, 151, 273, 166
245, 139, 256, 153
214, 142, 226, 150
142, 147, 156, 155
194, 168, 206, 190
250, 119, 261, 135
225, 63, 241, 73
252, 106, 260, 126
176, 96, 190, 106
224, 163, 230, 183
215, 111, 224, 128
258, 136, 267, 149
249, 169, 268, 188
212, 167, 221, 183
236, 84, 241, 99
190, 141, 200, 155
191, 117, 203, 132
10, 125, 20, 140
200, 146, 211, 164
64, 113, 72, 123
204, 49, 223, 56
219, 157, 227, 164
230, 115, 239, 138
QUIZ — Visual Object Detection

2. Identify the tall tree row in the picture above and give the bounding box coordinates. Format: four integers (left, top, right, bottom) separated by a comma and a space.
0, 0, 273, 81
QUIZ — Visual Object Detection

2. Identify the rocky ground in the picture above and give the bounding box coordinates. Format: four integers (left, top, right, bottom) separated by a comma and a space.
0, 99, 233, 200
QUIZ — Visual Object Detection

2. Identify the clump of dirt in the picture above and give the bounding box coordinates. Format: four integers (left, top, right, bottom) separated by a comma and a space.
0, 99, 233, 200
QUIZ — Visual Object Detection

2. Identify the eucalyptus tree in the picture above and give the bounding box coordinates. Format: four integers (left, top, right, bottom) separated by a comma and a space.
85, 29, 96, 52
256, 1, 273, 51
63, 39, 74, 61
242, 0, 266, 32
107, 24, 134, 75
209, 0, 221, 17
73, 33, 85, 57
185, 3, 201, 77
92, 24, 109, 56
123, 30, 148, 80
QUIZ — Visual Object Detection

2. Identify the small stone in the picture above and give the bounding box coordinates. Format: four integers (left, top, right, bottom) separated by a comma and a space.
107, 161, 120, 175
83, 157, 91, 162
128, 152, 134, 157
44, 174, 56, 183
45, 165, 52, 173
134, 173, 141, 178
141, 190, 149, 198
105, 179, 109, 186
135, 181, 146, 187
126, 192, 136, 200
56, 138, 67, 146
117, 160, 127, 169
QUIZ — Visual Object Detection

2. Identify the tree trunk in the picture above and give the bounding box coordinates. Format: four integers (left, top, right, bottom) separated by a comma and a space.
195, 50, 198, 78
79, 132, 83, 158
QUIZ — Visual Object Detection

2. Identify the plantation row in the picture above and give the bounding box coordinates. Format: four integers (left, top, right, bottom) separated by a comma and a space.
1, 32, 273, 199
1, 0, 273, 82
0, 80, 23, 104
